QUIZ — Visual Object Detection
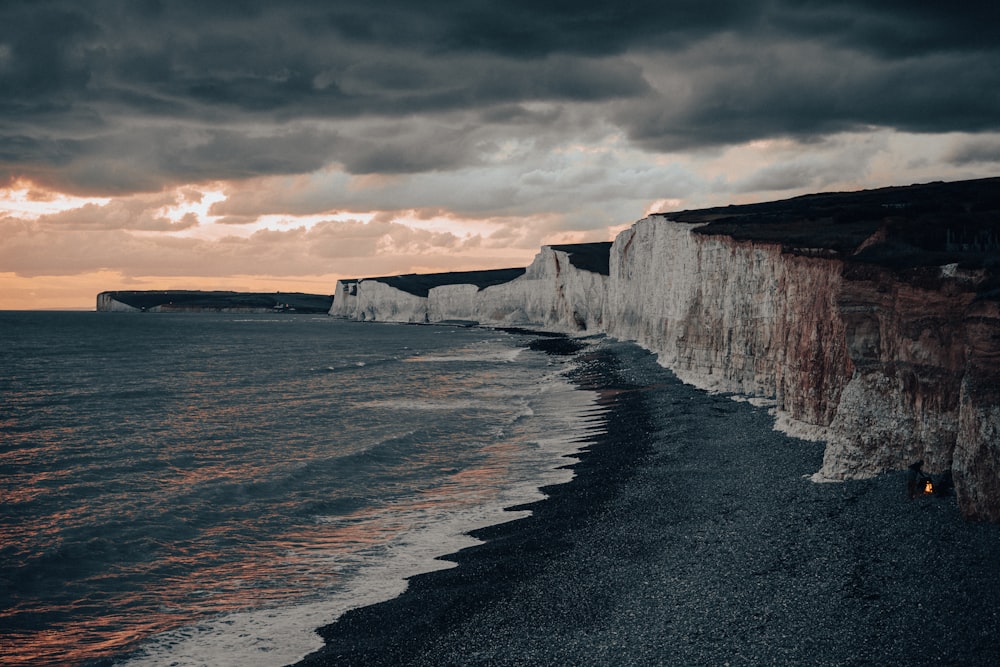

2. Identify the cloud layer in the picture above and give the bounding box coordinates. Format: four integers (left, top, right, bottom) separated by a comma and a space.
4, 1, 999, 194
2, 1, 999, 307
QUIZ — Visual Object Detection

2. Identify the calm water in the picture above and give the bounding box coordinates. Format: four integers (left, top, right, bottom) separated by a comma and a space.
0, 312, 603, 666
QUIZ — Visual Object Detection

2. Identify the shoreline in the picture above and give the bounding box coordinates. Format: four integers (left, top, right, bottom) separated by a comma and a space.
294, 338, 655, 666
294, 338, 1000, 666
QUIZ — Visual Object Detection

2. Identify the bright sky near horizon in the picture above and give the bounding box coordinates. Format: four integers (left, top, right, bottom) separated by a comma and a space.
2, 1, 999, 309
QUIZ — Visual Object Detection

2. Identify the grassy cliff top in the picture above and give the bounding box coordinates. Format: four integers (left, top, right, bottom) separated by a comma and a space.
368, 268, 527, 297
664, 178, 1000, 272
362, 243, 614, 297
548, 242, 613, 276
99, 290, 333, 312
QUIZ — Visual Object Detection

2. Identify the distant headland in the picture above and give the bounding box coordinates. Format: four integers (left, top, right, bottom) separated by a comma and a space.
96, 290, 333, 313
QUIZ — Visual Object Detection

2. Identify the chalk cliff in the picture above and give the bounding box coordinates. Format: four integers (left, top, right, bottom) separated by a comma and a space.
329, 178, 1000, 520
605, 219, 851, 433
97, 292, 141, 312
331, 245, 610, 331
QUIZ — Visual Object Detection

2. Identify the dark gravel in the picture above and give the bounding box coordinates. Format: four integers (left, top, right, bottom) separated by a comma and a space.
294, 339, 1000, 667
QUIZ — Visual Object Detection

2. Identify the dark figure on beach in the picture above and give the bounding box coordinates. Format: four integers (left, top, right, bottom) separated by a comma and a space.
906, 460, 928, 499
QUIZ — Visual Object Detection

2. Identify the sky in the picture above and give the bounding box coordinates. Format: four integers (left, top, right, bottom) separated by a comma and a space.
2, 1, 999, 309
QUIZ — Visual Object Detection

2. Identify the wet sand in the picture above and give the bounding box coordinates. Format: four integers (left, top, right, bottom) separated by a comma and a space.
294, 339, 1000, 666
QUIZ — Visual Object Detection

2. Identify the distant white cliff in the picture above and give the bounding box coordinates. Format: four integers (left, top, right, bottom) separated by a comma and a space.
331, 245, 609, 332
97, 293, 141, 312
330, 209, 1000, 521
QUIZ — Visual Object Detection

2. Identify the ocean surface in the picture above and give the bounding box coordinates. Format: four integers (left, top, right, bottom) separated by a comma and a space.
0, 312, 603, 667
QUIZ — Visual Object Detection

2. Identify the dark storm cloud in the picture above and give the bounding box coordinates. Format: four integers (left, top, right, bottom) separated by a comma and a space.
617, 40, 1000, 153
765, 1, 1000, 58
948, 138, 1000, 167
2, 0, 999, 193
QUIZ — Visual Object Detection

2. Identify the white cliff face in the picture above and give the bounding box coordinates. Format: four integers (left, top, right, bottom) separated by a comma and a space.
332, 246, 609, 332
329, 281, 358, 318
96, 293, 140, 312
359, 282, 428, 323
428, 284, 481, 322
467, 247, 608, 331
329, 280, 427, 323
605, 217, 851, 435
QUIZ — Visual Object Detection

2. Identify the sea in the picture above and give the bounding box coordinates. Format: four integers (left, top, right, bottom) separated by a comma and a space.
0, 311, 604, 667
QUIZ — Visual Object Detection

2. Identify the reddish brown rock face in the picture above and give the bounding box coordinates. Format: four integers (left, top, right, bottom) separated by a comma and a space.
954, 300, 1000, 520
824, 265, 978, 480
771, 253, 853, 428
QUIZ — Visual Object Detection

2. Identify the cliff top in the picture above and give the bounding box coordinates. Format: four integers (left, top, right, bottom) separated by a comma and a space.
99, 290, 334, 312
360, 244, 612, 297
548, 242, 613, 276
666, 177, 1000, 268
367, 268, 527, 297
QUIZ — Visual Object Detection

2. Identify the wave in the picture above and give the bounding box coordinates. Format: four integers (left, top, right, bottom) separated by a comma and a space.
402, 345, 524, 365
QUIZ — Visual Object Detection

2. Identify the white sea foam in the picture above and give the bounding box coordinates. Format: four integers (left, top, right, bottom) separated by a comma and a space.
403, 346, 524, 364
353, 397, 500, 412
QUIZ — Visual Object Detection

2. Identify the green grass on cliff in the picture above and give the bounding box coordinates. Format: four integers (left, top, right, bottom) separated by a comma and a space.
669, 177, 1000, 269
369, 268, 527, 297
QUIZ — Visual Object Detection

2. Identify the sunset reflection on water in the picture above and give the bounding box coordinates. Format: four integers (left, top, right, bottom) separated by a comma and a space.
2, 447, 536, 666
